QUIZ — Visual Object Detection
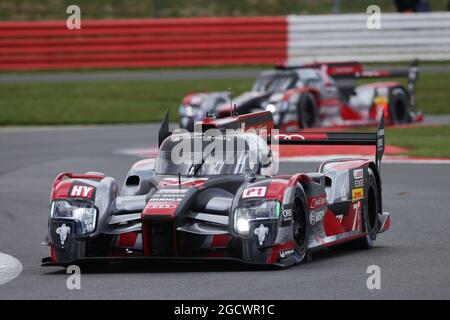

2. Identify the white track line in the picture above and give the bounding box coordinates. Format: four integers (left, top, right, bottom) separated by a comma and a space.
0, 253, 23, 286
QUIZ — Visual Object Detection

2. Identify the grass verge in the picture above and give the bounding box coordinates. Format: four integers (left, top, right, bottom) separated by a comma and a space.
1, 0, 448, 21
0, 78, 253, 125
0, 71, 448, 126
385, 125, 450, 158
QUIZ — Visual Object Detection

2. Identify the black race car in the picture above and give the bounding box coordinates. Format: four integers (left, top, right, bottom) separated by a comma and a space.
43, 111, 390, 268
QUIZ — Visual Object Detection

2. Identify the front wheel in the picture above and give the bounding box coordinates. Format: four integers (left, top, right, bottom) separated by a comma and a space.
297, 93, 319, 128
388, 87, 412, 124
292, 197, 309, 264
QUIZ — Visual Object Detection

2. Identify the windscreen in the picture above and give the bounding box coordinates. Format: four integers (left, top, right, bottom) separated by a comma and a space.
155, 134, 258, 176
252, 73, 297, 92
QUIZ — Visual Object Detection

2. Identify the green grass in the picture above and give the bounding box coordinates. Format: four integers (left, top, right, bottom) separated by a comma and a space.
385, 125, 450, 158
0, 0, 448, 21
0, 78, 253, 125
0, 71, 448, 126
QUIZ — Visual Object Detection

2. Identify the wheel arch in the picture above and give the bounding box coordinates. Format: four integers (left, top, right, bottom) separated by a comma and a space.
285, 174, 310, 217
368, 162, 383, 214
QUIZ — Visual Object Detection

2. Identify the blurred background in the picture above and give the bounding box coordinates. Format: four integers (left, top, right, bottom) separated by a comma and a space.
0, 0, 449, 157
0, 0, 448, 20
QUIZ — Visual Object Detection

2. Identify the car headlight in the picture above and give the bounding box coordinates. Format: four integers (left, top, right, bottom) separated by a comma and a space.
51, 200, 97, 235
266, 104, 277, 113
233, 201, 280, 235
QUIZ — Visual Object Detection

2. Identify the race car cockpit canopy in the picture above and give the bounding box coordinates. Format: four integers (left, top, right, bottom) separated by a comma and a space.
252, 70, 297, 92
155, 132, 272, 177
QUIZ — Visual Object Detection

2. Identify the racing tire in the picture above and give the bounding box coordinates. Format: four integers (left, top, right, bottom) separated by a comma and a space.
350, 168, 379, 250
297, 93, 319, 129
292, 197, 309, 264
388, 87, 412, 124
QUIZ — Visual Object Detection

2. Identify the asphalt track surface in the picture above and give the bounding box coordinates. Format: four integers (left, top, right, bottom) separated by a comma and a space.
0, 124, 450, 299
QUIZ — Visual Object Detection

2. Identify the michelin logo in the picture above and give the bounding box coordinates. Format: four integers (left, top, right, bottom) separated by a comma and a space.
254, 224, 269, 246
56, 223, 71, 247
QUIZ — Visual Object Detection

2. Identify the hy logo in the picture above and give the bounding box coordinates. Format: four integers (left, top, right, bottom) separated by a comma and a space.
56, 224, 71, 247
254, 224, 269, 246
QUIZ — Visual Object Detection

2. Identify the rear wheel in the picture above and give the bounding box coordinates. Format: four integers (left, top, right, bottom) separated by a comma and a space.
388, 87, 412, 124
351, 168, 379, 249
292, 198, 309, 263
297, 93, 319, 128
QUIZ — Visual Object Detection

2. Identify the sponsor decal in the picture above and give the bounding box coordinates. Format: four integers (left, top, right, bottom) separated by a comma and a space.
336, 214, 344, 223
158, 178, 207, 187
279, 248, 294, 259
254, 224, 269, 246
275, 134, 305, 141
352, 188, 364, 200
69, 184, 95, 199
157, 189, 188, 194
352, 202, 361, 231
308, 194, 327, 209
377, 138, 383, 148
242, 187, 267, 199
56, 223, 71, 247
282, 208, 293, 221
353, 169, 364, 179
149, 197, 184, 202
146, 203, 177, 209
146, 189, 187, 211
354, 178, 364, 188
149, 190, 186, 203
310, 209, 325, 225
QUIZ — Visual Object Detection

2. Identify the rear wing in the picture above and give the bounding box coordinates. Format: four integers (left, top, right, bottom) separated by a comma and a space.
357, 60, 419, 80
159, 110, 385, 168
278, 60, 419, 81
278, 60, 419, 110
270, 112, 385, 169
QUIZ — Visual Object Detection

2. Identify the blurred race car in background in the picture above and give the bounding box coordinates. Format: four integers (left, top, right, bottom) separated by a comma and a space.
179, 91, 230, 131
179, 61, 422, 130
